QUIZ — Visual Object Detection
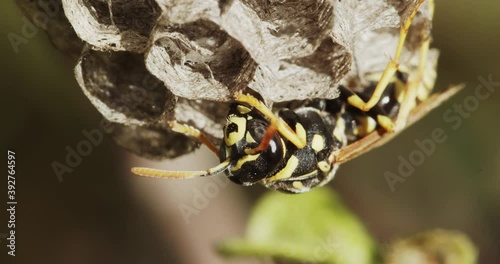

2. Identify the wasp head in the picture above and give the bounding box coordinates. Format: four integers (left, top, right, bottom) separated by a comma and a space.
219, 103, 284, 185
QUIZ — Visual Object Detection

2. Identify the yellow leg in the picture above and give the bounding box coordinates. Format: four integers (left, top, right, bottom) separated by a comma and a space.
347, 0, 425, 115
168, 120, 220, 157
394, 0, 434, 131
235, 93, 307, 149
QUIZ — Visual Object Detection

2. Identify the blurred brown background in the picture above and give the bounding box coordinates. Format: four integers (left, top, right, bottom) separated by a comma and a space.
1, 0, 499, 263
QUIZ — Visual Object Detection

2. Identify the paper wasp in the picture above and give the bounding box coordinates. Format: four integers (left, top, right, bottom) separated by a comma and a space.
131, 0, 462, 193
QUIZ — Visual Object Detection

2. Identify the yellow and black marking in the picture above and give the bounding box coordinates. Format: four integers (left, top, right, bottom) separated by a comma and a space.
217, 100, 342, 193
130, 1, 441, 193
326, 69, 410, 143
131, 66, 429, 193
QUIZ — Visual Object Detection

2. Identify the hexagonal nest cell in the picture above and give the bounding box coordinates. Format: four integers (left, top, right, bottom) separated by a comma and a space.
16, 0, 435, 159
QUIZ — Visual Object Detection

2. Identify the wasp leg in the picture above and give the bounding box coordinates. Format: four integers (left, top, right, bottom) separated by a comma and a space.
339, 86, 394, 132
347, 0, 425, 114
395, 0, 434, 131
235, 93, 307, 149
168, 120, 220, 158
335, 84, 464, 165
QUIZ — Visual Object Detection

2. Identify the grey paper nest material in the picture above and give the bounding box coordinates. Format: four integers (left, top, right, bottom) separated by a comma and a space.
16, 0, 435, 159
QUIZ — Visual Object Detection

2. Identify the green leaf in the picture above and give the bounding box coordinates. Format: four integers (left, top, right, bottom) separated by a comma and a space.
219, 188, 378, 264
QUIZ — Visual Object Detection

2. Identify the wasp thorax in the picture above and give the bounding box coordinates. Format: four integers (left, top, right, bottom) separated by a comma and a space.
220, 104, 284, 186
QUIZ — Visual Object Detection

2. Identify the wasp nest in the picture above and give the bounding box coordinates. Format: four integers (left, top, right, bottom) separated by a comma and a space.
16, 0, 436, 159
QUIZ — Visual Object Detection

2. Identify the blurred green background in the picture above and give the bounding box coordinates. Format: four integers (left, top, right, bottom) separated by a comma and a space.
1, 1, 499, 263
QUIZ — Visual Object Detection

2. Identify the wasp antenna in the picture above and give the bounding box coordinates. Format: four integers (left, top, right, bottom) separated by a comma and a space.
168, 120, 220, 158
131, 159, 231, 179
